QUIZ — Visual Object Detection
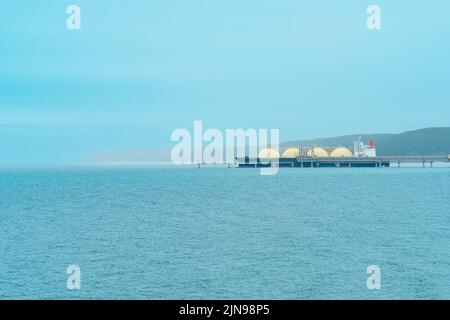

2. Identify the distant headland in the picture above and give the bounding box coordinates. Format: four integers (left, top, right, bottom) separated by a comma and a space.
87, 127, 450, 163
282, 127, 450, 157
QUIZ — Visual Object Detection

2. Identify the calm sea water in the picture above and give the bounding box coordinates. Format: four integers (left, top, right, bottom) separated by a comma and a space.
0, 166, 449, 299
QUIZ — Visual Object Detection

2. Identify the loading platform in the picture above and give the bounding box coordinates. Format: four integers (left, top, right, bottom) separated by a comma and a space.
237, 156, 450, 168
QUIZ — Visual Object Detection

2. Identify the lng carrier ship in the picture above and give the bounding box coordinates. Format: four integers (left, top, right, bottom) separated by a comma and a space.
237, 137, 450, 168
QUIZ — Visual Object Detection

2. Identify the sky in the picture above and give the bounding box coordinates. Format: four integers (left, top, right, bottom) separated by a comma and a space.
1, 1, 450, 165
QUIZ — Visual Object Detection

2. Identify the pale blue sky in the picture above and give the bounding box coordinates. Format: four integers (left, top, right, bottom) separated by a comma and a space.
1, 1, 449, 165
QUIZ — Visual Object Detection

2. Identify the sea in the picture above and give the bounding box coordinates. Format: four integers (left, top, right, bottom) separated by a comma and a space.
0, 166, 449, 299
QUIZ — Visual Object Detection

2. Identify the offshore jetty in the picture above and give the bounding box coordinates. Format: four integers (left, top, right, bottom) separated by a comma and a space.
237, 137, 450, 168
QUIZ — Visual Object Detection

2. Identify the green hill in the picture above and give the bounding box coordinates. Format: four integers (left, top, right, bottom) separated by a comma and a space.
282, 127, 450, 156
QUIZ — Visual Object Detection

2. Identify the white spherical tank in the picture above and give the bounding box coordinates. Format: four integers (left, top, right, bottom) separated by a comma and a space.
281, 147, 300, 158
307, 147, 329, 158
330, 147, 353, 158
258, 148, 280, 159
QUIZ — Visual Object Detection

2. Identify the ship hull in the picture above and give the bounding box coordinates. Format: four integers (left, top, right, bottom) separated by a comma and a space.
237, 157, 391, 168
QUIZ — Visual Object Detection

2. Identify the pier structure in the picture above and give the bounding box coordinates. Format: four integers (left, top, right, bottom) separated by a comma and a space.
237, 155, 449, 168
